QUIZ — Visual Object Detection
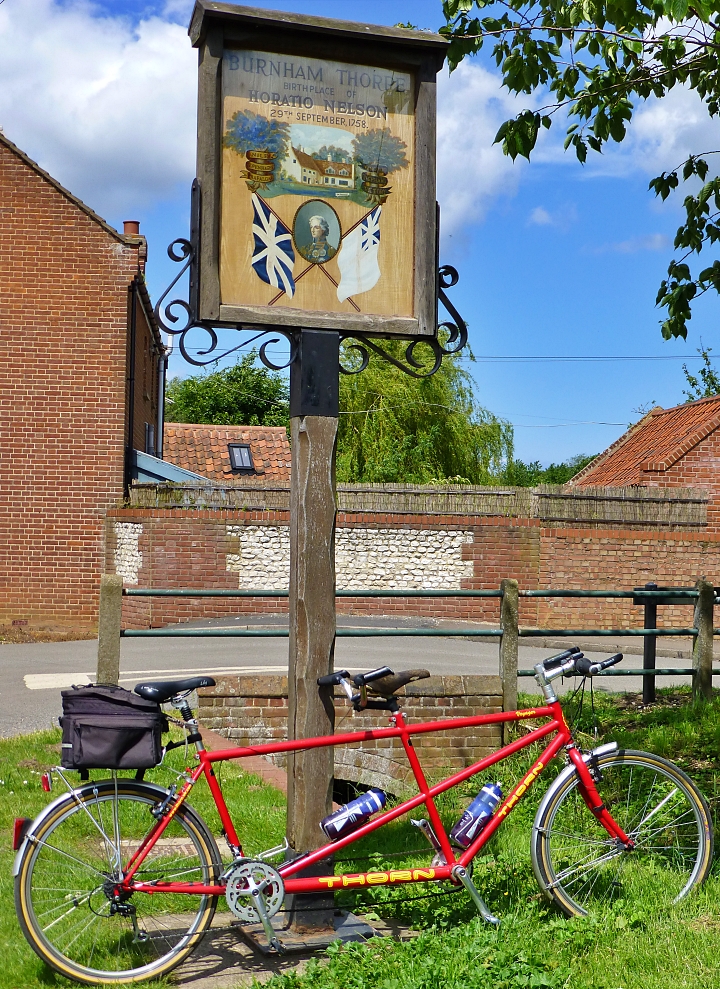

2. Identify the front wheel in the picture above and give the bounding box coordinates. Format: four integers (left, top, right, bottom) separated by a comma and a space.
531, 749, 713, 917
15, 779, 222, 985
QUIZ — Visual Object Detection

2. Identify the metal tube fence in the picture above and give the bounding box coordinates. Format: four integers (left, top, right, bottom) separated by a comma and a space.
107, 582, 717, 703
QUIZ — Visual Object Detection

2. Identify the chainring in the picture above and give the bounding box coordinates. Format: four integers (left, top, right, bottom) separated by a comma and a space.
225, 860, 285, 923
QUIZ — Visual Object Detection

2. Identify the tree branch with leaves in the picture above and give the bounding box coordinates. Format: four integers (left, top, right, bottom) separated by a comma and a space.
441, 0, 720, 339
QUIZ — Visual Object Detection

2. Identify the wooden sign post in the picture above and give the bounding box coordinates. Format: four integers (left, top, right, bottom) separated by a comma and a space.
189, 0, 448, 935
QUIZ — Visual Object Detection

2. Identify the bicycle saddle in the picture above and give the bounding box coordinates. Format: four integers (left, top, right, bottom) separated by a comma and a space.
134, 677, 216, 703
366, 669, 430, 697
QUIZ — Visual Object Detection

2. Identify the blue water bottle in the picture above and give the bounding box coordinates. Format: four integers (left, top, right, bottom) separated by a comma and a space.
450, 782, 503, 848
320, 788, 387, 840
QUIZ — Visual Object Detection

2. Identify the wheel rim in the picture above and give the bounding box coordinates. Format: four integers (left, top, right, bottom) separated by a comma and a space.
538, 754, 710, 916
19, 784, 216, 983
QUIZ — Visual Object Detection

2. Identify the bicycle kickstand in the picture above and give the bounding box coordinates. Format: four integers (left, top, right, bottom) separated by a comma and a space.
451, 865, 500, 926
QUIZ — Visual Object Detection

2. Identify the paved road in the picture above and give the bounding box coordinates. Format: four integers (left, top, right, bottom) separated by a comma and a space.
0, 616, 697, 736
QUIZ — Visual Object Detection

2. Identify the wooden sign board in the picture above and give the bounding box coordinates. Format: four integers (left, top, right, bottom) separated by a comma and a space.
189, 2, 447, 336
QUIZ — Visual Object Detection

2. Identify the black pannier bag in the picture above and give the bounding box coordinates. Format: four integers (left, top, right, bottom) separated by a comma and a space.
60, 684, 169, 770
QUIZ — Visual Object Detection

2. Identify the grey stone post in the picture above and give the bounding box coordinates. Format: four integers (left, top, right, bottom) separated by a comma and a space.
97, 574, 123, 685
500, 578, 519, 712
692, 578, 714, 701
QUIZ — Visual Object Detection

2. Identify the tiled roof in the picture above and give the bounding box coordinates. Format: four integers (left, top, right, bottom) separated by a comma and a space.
572, 394, 720, 486
163, 424, 291, 483
292, 146, 353, 176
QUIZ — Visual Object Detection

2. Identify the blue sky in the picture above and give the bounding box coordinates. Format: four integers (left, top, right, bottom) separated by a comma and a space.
2, 0, 717, 464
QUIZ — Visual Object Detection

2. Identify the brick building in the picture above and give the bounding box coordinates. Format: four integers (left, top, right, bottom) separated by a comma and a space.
571, 395, 720, 527
0, 132, 164, 632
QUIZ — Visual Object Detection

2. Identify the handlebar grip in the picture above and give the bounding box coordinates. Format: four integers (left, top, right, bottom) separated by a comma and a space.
598, 653, 623, 671
317, 670, 350, 687
576, 653, 623, 677
543, 647, 580, 670
353, 666, 394, 686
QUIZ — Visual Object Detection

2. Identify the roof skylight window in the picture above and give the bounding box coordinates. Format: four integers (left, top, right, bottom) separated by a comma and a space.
228, 443, 254, 472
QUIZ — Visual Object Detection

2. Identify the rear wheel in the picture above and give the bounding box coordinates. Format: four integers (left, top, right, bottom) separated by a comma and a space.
531, 749, 713, 917
15, 780, 221, 985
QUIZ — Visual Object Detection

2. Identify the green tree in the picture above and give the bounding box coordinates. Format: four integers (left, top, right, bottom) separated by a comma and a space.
352, 129, 409, 172
501, 453, 597, 486
164, 354, 289, 428
441, 0, 720, 340
312, 145, 350, 162
683, 343, 720, 400
337, 342, 513, 483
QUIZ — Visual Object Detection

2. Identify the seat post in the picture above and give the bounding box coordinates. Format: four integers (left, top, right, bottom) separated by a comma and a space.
175, 698, 206, 752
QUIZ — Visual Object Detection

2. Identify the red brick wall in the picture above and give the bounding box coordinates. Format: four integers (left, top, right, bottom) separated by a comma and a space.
107, 505, 720, 630
640, 429, 720, 531
0, 139, 142, 627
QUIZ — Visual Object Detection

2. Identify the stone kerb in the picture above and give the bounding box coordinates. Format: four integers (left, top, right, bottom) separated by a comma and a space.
198, 674, 503, 794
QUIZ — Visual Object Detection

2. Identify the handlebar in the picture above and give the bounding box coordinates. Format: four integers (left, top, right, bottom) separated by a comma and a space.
317, 667, 396, 709
576, 653, 623, 676
535, 650, 623, 687
542, 647, 581, 670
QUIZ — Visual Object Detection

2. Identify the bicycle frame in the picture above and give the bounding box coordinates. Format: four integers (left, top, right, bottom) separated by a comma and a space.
123, 698, 632, 898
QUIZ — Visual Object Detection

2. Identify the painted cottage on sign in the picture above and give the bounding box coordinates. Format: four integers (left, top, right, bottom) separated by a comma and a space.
285, 147, 356, 189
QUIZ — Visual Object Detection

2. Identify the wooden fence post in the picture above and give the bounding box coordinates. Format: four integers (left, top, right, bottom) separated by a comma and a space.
97, 574, 123, 685
692, 578, 714, 701
500, 578, 519, 712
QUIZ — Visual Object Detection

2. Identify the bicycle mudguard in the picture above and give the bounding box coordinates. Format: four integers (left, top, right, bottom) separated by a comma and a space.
12, 779, 172, 876
530, 741, 618, 840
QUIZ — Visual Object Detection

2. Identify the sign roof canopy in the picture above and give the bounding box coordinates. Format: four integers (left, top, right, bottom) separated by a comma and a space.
189, 2, 448, 61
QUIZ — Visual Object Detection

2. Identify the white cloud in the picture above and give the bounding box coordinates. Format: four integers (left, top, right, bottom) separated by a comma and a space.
0, 0, 196, 218
527, 203, 578, 229
436, 61, 536, 236
543, 84, 720, 181
528, 206, 552, 226
588, 232, 670, 254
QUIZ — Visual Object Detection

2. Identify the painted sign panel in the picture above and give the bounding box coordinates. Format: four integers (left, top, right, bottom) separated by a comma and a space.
220, 49, 415, 320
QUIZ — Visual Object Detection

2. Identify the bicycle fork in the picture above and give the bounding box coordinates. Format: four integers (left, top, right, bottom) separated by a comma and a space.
569, 746, 634, 850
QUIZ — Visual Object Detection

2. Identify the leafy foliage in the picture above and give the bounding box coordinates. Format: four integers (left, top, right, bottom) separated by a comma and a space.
441, 0, 720, 339
164, 353, 289, 428
312, 145, 351, 162
223, 110, 290, 158
501, 453, 597, 486
337, 343, 513, 483
683, 342, 720, 400
352, 128, 410, 173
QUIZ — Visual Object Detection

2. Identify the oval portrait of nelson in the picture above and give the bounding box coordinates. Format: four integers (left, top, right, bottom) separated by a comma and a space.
293, 200, 342, 265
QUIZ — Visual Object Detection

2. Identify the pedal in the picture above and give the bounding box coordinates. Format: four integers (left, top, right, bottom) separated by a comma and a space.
269, 936, 286, 954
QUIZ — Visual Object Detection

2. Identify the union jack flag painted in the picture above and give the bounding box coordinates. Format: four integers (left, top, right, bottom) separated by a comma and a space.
251, 194, 295, 297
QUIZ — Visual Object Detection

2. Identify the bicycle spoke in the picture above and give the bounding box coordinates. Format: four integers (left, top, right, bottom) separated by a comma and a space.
533, 751, 711, 917
16, 783, 218, 983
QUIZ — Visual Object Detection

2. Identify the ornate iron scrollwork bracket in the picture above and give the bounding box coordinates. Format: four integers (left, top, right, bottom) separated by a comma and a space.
153, 237, 298, 371
154, 231, 467, 377
338, 266, 467, 378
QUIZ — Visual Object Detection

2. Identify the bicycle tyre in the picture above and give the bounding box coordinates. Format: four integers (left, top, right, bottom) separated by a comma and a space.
531, 749, 713, 917
15, 779, 222, 985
